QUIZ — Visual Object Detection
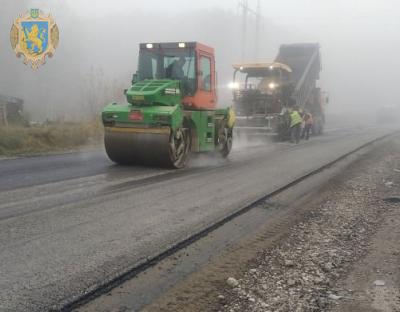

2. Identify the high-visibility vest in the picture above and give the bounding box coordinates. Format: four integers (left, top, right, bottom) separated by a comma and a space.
290, 111, 302, 127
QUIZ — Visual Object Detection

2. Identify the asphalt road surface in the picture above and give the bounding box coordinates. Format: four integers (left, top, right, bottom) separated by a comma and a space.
0, 126, 395, 311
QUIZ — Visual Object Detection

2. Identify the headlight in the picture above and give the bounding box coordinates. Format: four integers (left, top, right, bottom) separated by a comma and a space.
268, 82, 278, 90
228, 82, 240, 89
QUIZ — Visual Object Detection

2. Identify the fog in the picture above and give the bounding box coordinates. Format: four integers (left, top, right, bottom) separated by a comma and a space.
0, 0, 399, 121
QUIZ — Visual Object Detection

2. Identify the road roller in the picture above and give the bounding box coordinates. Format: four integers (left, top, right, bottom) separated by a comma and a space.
102, 42, 235, 168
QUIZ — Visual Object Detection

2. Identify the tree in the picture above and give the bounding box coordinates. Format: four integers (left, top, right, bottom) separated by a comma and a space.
81, 66, 126, 120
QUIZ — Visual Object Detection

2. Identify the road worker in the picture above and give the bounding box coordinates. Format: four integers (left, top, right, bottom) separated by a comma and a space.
302, 111, 314, 140
290, 106, 302, 144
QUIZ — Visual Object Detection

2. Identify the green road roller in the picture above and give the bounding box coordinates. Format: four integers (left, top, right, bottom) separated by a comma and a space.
102, 42, 235, 168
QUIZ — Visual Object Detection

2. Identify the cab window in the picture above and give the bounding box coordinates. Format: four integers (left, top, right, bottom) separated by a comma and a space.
200, 56, 211, 91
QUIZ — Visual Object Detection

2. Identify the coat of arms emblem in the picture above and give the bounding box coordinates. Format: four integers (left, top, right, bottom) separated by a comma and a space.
10, 9, 59, 69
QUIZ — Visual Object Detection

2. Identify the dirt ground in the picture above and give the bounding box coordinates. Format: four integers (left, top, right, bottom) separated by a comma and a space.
143, 136, 400, 312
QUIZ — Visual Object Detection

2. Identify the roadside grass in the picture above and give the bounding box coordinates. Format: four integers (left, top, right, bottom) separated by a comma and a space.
0, 122, 103, 156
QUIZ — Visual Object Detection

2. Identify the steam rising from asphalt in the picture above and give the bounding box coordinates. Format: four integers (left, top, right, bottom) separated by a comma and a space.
188, 153, 229, 168
188, 135, 277, 168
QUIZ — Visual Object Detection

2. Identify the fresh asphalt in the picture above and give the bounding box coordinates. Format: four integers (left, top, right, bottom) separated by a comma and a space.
0, 126, 396, 311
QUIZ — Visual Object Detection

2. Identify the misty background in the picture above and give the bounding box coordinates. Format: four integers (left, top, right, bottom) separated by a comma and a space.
0, 0, 399, 121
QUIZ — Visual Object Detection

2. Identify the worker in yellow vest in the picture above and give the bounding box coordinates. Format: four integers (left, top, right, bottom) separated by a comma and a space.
290, 106, 302, 144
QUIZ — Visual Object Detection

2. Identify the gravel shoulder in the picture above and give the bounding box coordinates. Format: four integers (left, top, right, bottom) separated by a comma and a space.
330, 196, 400, 311
143, 136, 400, 312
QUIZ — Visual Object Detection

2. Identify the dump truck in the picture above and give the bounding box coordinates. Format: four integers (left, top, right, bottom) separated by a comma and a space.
102, 42, 235, 168
231, 43, 326, 139
276, 43, 325, 135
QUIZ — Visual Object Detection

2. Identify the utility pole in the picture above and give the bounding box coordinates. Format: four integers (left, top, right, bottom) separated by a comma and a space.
240, 0, 249, 61
239, 0, 263, 61
254, 0, 261, 60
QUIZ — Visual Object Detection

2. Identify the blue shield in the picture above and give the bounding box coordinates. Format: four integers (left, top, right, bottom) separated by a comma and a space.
21, 21, 49, 54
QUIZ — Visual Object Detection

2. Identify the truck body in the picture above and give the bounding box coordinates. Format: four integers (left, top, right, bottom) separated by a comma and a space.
276, 43, 325, 135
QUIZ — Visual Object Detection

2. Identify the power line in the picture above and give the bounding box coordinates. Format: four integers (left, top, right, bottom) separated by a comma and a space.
238, 0, 263, 61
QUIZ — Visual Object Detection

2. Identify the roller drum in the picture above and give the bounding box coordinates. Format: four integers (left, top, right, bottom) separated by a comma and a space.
104, 127, 190, 168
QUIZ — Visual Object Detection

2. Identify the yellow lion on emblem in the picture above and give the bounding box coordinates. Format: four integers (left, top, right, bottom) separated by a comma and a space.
21, 24, 46, 54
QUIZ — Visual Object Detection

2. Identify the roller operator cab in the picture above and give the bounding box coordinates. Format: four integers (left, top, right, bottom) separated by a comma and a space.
102, 42, 235, 168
